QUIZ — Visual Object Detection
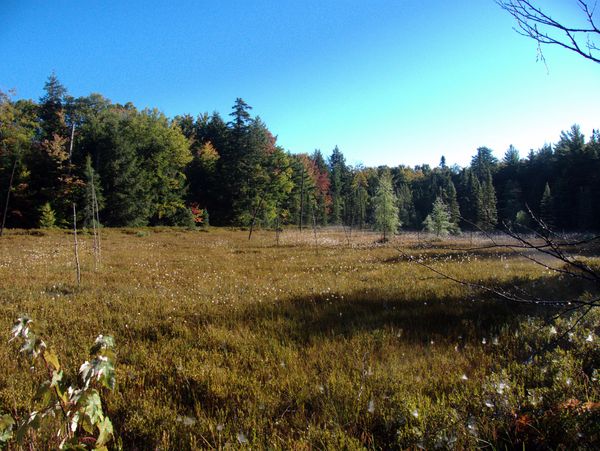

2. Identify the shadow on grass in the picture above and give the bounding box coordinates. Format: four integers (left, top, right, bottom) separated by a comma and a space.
234, 281, 558, 346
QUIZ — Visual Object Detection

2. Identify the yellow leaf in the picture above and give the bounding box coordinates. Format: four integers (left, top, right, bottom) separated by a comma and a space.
44, 349, 60, 371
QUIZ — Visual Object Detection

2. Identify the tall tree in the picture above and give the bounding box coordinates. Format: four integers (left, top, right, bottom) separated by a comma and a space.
0, 92, 36, 232
351, 170, 369, 229
328, 146, 348, 225
479, 168, 498, 230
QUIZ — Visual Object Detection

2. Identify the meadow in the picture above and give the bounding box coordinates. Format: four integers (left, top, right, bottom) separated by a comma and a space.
0, 228, 598, 449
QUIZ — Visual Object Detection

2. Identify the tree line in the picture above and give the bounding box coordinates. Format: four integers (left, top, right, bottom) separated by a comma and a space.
1, 75, 599, 233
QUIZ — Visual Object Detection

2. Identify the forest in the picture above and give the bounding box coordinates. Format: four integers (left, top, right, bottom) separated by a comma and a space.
1, 74, 599, 233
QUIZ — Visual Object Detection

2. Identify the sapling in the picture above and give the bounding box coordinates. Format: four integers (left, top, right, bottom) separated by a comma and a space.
0, 317, 116, 450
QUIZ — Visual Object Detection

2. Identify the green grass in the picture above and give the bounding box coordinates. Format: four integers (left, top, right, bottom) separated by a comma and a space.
0, 228, 599, 449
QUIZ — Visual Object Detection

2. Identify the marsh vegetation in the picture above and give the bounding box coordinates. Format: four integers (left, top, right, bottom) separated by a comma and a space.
0, 228, 599, 449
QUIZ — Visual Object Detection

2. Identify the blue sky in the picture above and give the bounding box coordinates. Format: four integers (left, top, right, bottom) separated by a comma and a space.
1, 0, 598, 167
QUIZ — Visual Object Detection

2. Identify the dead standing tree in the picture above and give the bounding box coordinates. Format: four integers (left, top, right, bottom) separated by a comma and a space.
497, 0, 600, 64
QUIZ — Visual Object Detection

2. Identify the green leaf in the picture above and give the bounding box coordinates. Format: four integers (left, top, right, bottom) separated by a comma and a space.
34, 380, 53, 406
15, 410, 39, 443
81, 390, 104, 427
0, 414, 14, 443
51, 369, 63, 387
90, 335, 115, 355
95, 417, 113, 447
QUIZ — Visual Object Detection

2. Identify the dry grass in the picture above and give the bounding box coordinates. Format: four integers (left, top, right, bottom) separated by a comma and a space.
0, 227, 598, 449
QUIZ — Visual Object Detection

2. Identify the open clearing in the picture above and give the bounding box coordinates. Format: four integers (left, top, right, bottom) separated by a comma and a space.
1, 228, 598, 449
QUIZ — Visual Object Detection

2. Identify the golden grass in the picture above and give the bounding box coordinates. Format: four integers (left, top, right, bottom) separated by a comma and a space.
0, 228, 598, 449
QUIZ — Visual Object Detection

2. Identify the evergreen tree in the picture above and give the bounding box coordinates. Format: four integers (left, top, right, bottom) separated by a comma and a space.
539, 182, 555, 228
503, 145, 520, 166
441, 180, 461, 229
461, 169, 482, 229
373, 170, 399, 240
39, 73, 68, 140
396, 183, 416, 229
38, 202, 57, 228
471, 146, 498, 178
423, 196, 454, 236
97, 109, 151, 226
479, 168, 498, 230
500, 179, 523, 223
328, 146, 347, 225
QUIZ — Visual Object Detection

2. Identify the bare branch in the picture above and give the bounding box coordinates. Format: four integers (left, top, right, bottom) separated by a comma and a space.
497, 0, 600, 63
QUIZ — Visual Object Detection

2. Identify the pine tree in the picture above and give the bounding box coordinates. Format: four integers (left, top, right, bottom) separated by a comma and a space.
442, 180, 461, 230
38, 202, 57, 228
479, 168, 498, 230
374, 170, 399, 240
463, 169, 482, 228
423, 196, 454, 236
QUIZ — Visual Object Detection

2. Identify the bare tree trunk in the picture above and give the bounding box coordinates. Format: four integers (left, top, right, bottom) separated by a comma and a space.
90, 169, 100, 269
248, 195, 265, 241
383, 199, 387, 241
0, 157, 18, 237
68, 123, 75, 166
275, 206, 281, 246
312, 202, 319, 256
73, 203, 81, 286
341, 221, 351, 247
299, 165, 305, 231
93, 182, 101, 260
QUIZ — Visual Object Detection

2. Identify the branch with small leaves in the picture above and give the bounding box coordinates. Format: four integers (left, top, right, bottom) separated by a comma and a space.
0, 317, 116, 450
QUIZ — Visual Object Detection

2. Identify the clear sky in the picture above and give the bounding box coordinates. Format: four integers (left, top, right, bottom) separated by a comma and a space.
1, 0, 598, 168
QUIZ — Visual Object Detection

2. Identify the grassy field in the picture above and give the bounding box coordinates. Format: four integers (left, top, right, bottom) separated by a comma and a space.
0, 228, 599, 449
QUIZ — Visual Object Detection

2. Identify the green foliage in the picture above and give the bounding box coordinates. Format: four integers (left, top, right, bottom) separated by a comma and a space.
515, 209, 532, 228
38, 202, 57, 228
1, 317, 116, 449
540, 182, 555, 228
2, 74, 600, 233
423, 196, 456, 236
373, 170, 399, 239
